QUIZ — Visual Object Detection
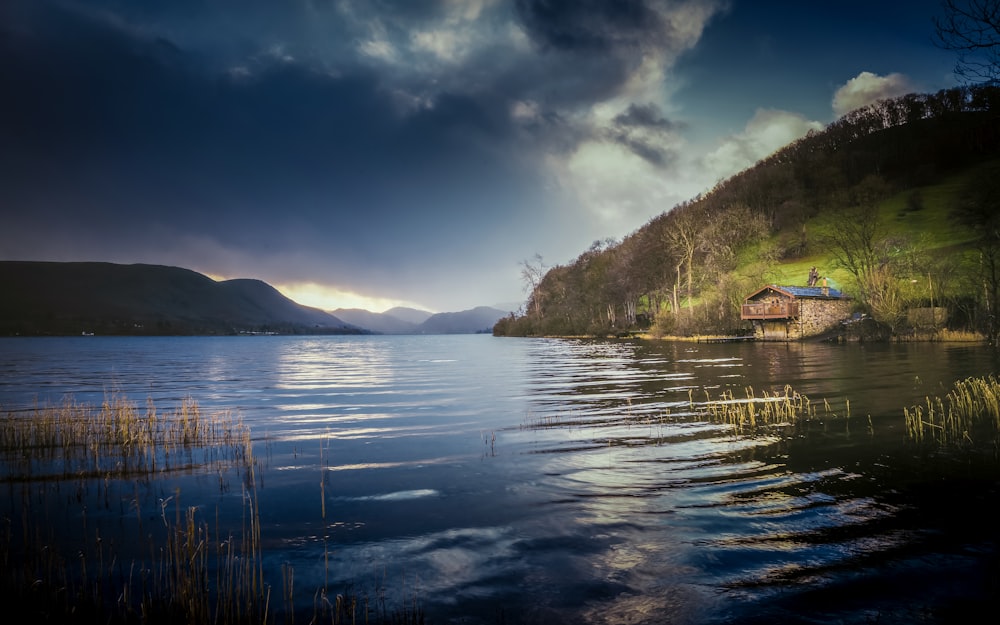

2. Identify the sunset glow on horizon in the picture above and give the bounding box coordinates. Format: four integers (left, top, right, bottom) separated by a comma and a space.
275, 282, 431, 314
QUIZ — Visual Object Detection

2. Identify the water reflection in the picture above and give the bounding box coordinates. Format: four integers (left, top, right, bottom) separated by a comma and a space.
1, 336, 998, 624
275, 337, 394, 391
505, 339, 1000, 624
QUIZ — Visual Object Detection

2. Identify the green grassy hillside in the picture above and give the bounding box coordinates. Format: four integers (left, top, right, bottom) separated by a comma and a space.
766, 164, 989, 291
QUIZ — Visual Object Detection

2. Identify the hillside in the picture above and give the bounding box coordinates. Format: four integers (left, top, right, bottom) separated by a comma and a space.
0, 261, 363, 336
495, 84, 1000, 341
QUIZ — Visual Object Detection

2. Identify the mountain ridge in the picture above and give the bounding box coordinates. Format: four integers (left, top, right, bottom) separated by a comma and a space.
0, 261, 508, 336
334, 305, 509, 335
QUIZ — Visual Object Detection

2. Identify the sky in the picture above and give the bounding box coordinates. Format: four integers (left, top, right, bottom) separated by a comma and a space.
0, 0, 962, 313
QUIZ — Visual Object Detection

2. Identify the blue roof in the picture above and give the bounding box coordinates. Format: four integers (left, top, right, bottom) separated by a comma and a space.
775, 285, 845, 299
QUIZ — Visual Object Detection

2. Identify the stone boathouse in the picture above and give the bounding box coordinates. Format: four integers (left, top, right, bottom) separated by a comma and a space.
741, 284, 853, 341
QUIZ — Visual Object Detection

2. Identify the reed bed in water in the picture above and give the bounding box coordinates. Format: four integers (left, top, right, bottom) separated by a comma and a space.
904, 374, 1000, 446
0, 395, 253, 482
1, 396, 422, 625
0, 396, 269, 625
696, 385, 843, 434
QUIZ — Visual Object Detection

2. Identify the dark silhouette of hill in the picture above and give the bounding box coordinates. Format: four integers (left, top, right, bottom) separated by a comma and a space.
0, 261, 363, 336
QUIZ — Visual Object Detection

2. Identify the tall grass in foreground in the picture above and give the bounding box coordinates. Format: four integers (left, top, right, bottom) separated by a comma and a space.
1, 396, 424, 625
0, 396, 269, 625
1, 395, 254, 481
904, 374, 1000, 447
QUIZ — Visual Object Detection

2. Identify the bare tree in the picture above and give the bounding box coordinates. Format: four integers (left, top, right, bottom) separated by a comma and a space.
661, 202, 707, 318
864, 265, 909, 334
520, 254, 547, 316
823, 208, 880, 297
934, 0, 1000, 83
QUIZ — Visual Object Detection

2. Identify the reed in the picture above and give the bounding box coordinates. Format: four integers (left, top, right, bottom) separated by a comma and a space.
904, 374, 1000, 446
699, 385, 842, 434
2, 395, 424, 625
899, 328, 986, 343
0, 395, 269, 625
0, 394, 253, 483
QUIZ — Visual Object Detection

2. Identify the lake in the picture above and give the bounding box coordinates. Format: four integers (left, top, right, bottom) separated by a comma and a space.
1, 335, 998, 624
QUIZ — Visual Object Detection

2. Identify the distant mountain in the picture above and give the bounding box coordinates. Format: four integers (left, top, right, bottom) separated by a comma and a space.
416, 306, 509, 334
332, 308, 420, 334
382, 306, 433, 325
333, 305, 508, 334
0, 261, 363, 336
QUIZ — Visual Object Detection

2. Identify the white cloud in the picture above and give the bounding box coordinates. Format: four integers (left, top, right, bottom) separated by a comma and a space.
511, 2, 735, 247
703, 108, 823, 181
549, 138, 701, 244
408, 1, 498, 65
356, 18, 398, 63
411, 28, 469, 62
597, 1, 727, 118
832, 71, 916, 118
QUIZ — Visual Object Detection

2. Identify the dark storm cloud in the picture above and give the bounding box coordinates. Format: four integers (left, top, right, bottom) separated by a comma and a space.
605, 103, 682, 166
515, 0, 665, 52
508, 0, 706, 111
364, 0, 468, 21
0, 0, 732, 308
0, 0, 672, 194
0, 2, 541, 276
613, 103, 678, 130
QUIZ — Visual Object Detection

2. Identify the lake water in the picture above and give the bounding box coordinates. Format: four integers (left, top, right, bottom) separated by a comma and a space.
1, 335, 998, 624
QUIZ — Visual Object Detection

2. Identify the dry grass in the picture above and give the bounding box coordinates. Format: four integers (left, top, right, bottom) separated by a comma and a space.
696, 385, 845, 434
896, 328, 986, 343
0, 395, 268, 625
905, 375, 1000, 447
1, 395, 424, 625
0, 394, 254, 482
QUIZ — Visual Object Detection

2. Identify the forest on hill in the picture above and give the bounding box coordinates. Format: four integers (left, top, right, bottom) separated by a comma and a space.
494, 83, 1000, 343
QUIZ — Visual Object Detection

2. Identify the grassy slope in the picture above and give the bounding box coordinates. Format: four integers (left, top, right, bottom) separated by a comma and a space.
752, 164, 988, 298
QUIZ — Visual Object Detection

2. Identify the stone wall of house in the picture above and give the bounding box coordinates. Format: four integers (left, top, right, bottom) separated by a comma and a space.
797, 298, 853, 337
751, 298, 852, 341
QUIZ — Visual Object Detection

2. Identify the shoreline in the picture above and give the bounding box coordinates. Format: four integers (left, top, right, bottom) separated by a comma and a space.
525, 329, 988, 344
